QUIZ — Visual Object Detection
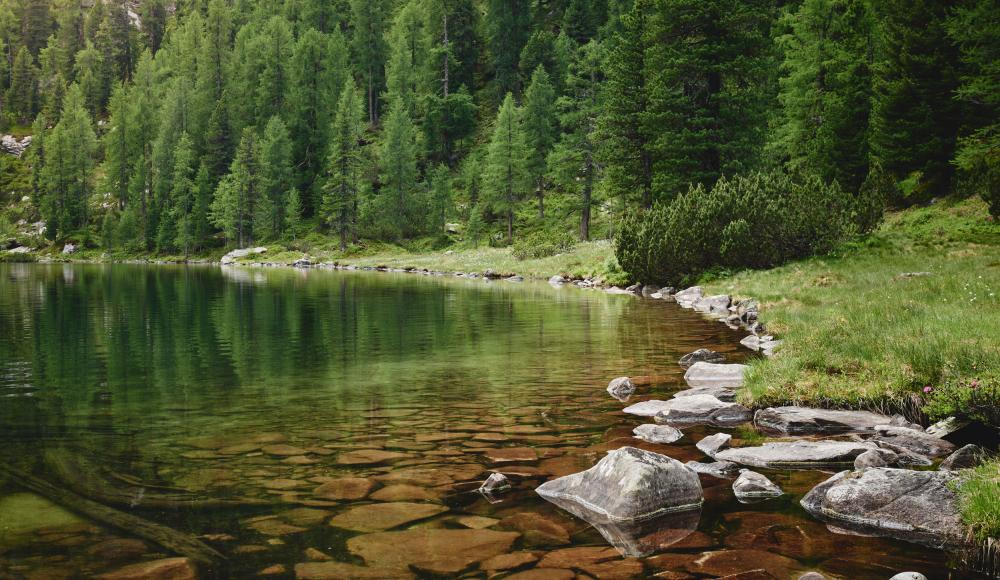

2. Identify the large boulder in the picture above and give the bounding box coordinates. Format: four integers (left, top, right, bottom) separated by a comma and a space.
621, 400, 673, 417
684, 363, 747, 389
632, 424, 683, 445
800, 468, 966, 547
678, 349, 727, 368
872, 425, 957, 458
692, 294, 731, 316
221, 246, 267, 265
696, 433, 731, 459
536, 447, 703, 522
853, 448, 898, 469
654, 394, 752, 426
715, 441, 877, 469
673, 286, 703, 308
606, 377, 636, 402
754, 407, 892, 435
939, 444, 985, 471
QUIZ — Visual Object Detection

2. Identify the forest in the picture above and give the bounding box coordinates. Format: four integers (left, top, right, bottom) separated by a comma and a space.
0, 0, 997, 284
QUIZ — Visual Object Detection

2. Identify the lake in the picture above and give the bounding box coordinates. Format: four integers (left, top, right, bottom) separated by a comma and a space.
0, 264, 977, 578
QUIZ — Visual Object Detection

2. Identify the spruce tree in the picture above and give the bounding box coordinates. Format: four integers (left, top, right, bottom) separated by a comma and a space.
170, 133, 197, 255
38, 84, 96, 239
948, 0, 1000, 175
483, 93, 529, 242
102, 82, 130, 210
256, 116, 294, 240
522, 65, 557, 219
212, 127, 261, 247
322, 81, 365, 251
7, 46, 37, 123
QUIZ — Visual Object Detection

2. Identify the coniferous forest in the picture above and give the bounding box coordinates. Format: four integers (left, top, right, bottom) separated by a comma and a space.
0, 0, 997, 284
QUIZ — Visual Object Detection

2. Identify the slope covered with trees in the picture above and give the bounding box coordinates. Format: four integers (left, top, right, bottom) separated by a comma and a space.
0, 0, 996, 284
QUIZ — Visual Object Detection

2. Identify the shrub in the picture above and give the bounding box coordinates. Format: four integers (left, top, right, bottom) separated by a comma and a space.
615, 170, 856, 284
511, 228, 576, 260
925, 377, 1000, 429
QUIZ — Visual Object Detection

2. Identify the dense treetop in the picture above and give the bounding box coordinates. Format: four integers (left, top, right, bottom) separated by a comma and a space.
0, 0, 996, 278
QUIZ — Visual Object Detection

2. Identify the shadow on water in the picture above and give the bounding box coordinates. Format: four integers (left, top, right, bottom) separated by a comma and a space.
0, 263, 988, 578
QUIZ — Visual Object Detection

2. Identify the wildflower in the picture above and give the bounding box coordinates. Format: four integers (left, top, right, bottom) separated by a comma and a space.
970, 379, 980, 389
923, 386, 934, 394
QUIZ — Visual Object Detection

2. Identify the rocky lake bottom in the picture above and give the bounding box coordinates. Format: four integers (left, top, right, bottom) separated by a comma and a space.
0, 264, 988, 579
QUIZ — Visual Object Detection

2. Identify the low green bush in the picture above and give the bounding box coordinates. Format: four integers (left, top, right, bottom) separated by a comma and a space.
615, 171, 864, 284
925, 377, 1000, 428
511, 229, 576, 260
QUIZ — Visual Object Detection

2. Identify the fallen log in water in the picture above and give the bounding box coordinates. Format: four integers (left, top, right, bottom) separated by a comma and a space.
43, 447, 270, 510
0, 463, 225, 565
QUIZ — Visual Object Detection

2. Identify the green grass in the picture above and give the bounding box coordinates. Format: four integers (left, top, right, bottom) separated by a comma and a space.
703, 198, 1000, 418
957, 460, 1000, 540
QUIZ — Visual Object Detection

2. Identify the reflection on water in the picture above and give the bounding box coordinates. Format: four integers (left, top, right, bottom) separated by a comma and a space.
0, 264, 978, 578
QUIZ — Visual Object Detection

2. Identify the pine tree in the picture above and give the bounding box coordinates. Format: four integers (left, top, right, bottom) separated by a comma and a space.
645, 0, 773, 199
140, 0, 168, 53
774, 0, 874, 191
170, 133, 198, 254
548, 41, 603, 241
870, 0, 961, 200
522, 65, 557, 219
102, 82, 130, 210
255, 16, 294, 123
256, 116, 294, 240
38, 84, 96, 239
322, 81, 365, 251
350, 0, 389, 125
378, 97, 420, 239
486, 0, 530, 99
384, 1, 429, 114
7, 46, 37, 123
483, 93, 529, 242
597, 0, 655, 208
127, 51, 159, 244
212, 127, 261, 247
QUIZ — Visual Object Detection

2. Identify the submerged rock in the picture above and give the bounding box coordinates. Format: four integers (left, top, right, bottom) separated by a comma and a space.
536, 447, 703, 522
732, 470, 783, 501
685, 460, 741, 479
696, 433, 731, 459
94, 558, 196, 580
939, 444, 985, 471
872, 425, 957, 458
607, 377, 636, 401
632, 424, 683, 445
683, 362, 747, 388
715, 441, 876, 469
754, 407, 892, 435
479, 472, 511, 494
346, 528, 519, 574
678, 349, 727, 368
653, 394, 752, 426
328, 502, 448, 532
800, 468, 965, 547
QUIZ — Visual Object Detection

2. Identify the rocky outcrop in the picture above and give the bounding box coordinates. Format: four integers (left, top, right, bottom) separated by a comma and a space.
872, 425, 957, 458
733, 470, 783, 501
1, 135, 32, 157
696, 433, 731, 458
221, 247, 267, 265
683, 362, 747, 388
939, 444, 985, 471
754, 407, 892, 435
606, 377, 636, 402
632, 424, 683, 445
678, 348, 727, 368
654, 394, 752, 426
715, 441, 877, 469
800, 468, 966, 547
536, 447, 703, 522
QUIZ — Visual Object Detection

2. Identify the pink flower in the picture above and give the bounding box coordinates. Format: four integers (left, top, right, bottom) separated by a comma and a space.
970, 379, 980, 389
923, 386, 934, 394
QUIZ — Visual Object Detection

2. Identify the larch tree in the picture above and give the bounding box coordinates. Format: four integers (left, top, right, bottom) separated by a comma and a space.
378, 97, 420, 239
212, 127, 261, 247
322, 80, 365, 251
38, 84, 96, 239
522, 65, 557, 219
255, 116, 294, 241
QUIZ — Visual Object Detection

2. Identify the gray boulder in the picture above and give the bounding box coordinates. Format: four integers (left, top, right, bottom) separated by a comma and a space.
678, 348, 727, 368
800, 468, 966, 547
653, 394, 752, 426
641, 285, 660, 297
879, 443, 933, 467
683, 362, 747, 388
854, 448, 898, 469
693, 294, 731, 316
505, 275, 524, 282
548, 275, 566, 285
220, 246, 267, 265
716, 441, 877, 469
536, 447, 702, 522
606, 377, 636, 402
61, 243, 77, 255
685, 460, 740, 479
872, 425, 956, 458
888, 414, 924, 431
733, 470, 783, 501
926, 417, 968, 438
673, 384, 738, 402
673, 286, 703, 308
632, 424, 683, 445
754, 406, 892, 435
939, 444, 986, 471
622, 400, 673, 418
696, 433, 731, 459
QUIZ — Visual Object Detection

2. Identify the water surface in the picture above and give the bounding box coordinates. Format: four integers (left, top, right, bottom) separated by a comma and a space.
0, 264, 976, 578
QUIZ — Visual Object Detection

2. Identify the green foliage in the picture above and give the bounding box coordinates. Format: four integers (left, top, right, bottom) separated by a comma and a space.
926, 377, 1000, 428
375, 97, 421, 240
616, 171, 855, 284
522, 66, 557, 219
511, 228, 576, 260
956, 460, 1000, 541
322, 81, 365, 250
483, 93, 529, 243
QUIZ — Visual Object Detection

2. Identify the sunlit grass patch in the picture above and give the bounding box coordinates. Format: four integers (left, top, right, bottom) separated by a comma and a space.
957, 459, 1000, 540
